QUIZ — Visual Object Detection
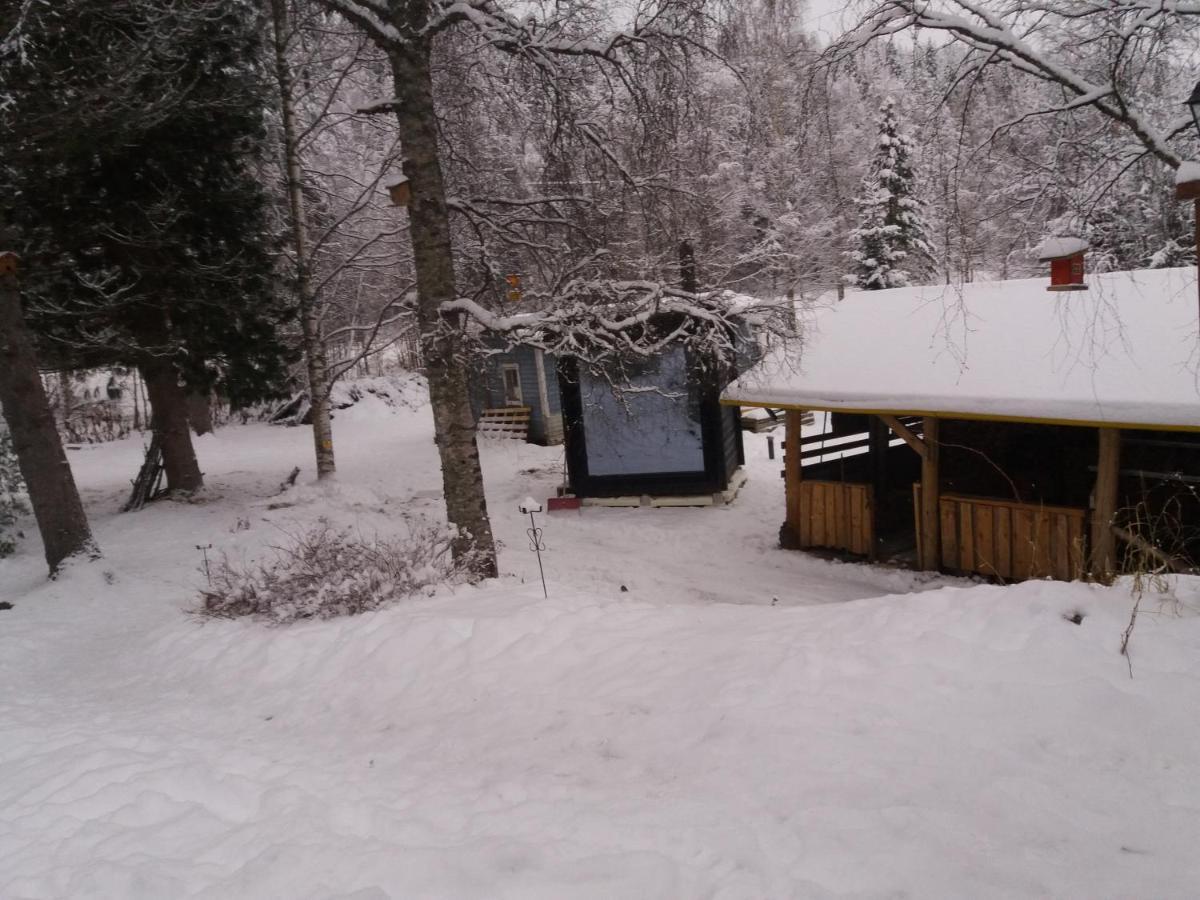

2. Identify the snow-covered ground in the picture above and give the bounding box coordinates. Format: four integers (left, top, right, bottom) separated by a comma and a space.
3, 382, 1200, 898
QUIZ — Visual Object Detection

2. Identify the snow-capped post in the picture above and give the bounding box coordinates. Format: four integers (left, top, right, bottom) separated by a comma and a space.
520, 497, 548, 598
1035, 236, 1089, 292
1177, 80, 1200, 323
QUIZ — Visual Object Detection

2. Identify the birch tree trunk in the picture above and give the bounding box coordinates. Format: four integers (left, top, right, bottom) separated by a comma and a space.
0, 253, 98, 574
269, 0, 336, 479
388, 25, 497, 577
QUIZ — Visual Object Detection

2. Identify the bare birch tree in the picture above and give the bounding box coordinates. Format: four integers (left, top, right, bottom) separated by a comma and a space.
268, 0, 337, 478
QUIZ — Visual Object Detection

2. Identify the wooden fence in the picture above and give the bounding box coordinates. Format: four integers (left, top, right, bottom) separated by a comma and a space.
915, 486, 1086, 582
798, 481, 874, 557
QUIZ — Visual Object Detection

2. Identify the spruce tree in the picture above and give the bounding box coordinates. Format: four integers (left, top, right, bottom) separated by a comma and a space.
3, 0, 294, 492
1083, 164, 1196, 272
847, 98, 935, 290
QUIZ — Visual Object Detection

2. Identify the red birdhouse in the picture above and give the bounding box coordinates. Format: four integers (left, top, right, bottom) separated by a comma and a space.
1036, 237, 1088, 292
0, 251, 18, 276
384, 174, 410, 207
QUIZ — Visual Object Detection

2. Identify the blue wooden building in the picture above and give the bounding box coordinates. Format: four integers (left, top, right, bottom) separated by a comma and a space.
472, 342, 564, 445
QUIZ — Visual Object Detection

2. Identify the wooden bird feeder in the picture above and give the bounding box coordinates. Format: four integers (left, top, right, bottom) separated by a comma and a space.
0, 251, 18, 276
384, 174, 410, 207
1036, 237, 1089, 292
1176, 162, 1200, 201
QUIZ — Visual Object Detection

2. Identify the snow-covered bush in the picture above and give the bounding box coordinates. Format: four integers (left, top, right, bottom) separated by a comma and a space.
197, 521, 475, 624
0, 430, 27, 558
269, 375, 425, 426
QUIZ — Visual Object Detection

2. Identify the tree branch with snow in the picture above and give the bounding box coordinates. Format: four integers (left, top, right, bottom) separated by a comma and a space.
828, 0, 1198, 170
443, 280, 792, 371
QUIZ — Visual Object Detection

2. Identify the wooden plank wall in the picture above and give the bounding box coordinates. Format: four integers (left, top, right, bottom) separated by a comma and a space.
799, 481, 873, 557
916, 486, 1085, 581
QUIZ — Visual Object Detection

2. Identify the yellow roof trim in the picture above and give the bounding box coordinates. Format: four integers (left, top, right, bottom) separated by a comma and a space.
720, 397, 1200, 434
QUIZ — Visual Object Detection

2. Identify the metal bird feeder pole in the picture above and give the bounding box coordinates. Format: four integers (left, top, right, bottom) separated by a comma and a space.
527, 510, 548, 598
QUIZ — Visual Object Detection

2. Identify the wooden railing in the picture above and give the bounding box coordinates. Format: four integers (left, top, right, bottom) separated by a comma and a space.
915, 486, 1086, 582
797, 416, 921, 464
798, 481, 874, 557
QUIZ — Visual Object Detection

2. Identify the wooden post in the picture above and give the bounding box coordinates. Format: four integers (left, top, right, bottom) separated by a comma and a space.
919, 417, 941, 571
1089, 427, 1121, 582
868, 417, 889, 514
1174, 180, 1200, 328
784, 410, 804, 544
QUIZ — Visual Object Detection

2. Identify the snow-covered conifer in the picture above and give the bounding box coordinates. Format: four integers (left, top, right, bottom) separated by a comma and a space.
847, 98, 935, 290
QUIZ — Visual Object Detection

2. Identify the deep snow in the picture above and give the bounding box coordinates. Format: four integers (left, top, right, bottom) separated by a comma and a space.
2, 382, 1200, 899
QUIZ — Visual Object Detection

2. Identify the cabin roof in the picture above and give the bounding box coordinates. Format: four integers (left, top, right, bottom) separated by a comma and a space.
722, 267, 1200, 432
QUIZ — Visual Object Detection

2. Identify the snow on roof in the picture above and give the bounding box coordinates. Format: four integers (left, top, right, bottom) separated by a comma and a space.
723, 267, 1200, 431
1034, 236, 1088, 261
1176, 160, 1200, 186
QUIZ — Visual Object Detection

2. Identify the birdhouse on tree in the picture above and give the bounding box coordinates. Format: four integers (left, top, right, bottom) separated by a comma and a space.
1035, 236, 1089, 292
0, 251, 19, 276
384, 173, 410, 207
1175, 161, 1200, 201
505, 273, 522, 303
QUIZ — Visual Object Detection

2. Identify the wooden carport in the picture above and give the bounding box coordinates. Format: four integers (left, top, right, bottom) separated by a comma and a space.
780, 409, 1123, 582
722, 267, 1200, 584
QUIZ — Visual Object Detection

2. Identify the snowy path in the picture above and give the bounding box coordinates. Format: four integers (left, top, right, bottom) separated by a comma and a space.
3, 389, 1200, 898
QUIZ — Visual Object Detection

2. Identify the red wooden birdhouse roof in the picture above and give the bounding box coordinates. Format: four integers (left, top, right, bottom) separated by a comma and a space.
1035, 236, 1088, 292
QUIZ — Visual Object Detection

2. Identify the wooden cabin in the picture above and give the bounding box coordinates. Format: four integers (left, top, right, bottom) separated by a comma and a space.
722, 267, 1200, 581
471, 341, 563, 445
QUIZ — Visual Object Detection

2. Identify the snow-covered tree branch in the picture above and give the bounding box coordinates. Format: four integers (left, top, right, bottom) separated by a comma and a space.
444, 281, 791, 370
830, 0, 1198, 170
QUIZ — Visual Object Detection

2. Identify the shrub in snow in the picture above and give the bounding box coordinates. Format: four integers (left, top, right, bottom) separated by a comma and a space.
198, 521, 476, 624
0, 430, 27, 558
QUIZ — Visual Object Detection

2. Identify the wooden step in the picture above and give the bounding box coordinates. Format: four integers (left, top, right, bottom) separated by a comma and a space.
479, 408, 530, 422
478, 406, 531, 440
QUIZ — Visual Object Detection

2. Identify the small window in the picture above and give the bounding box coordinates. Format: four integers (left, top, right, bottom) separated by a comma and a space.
502, 364, 523, 406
